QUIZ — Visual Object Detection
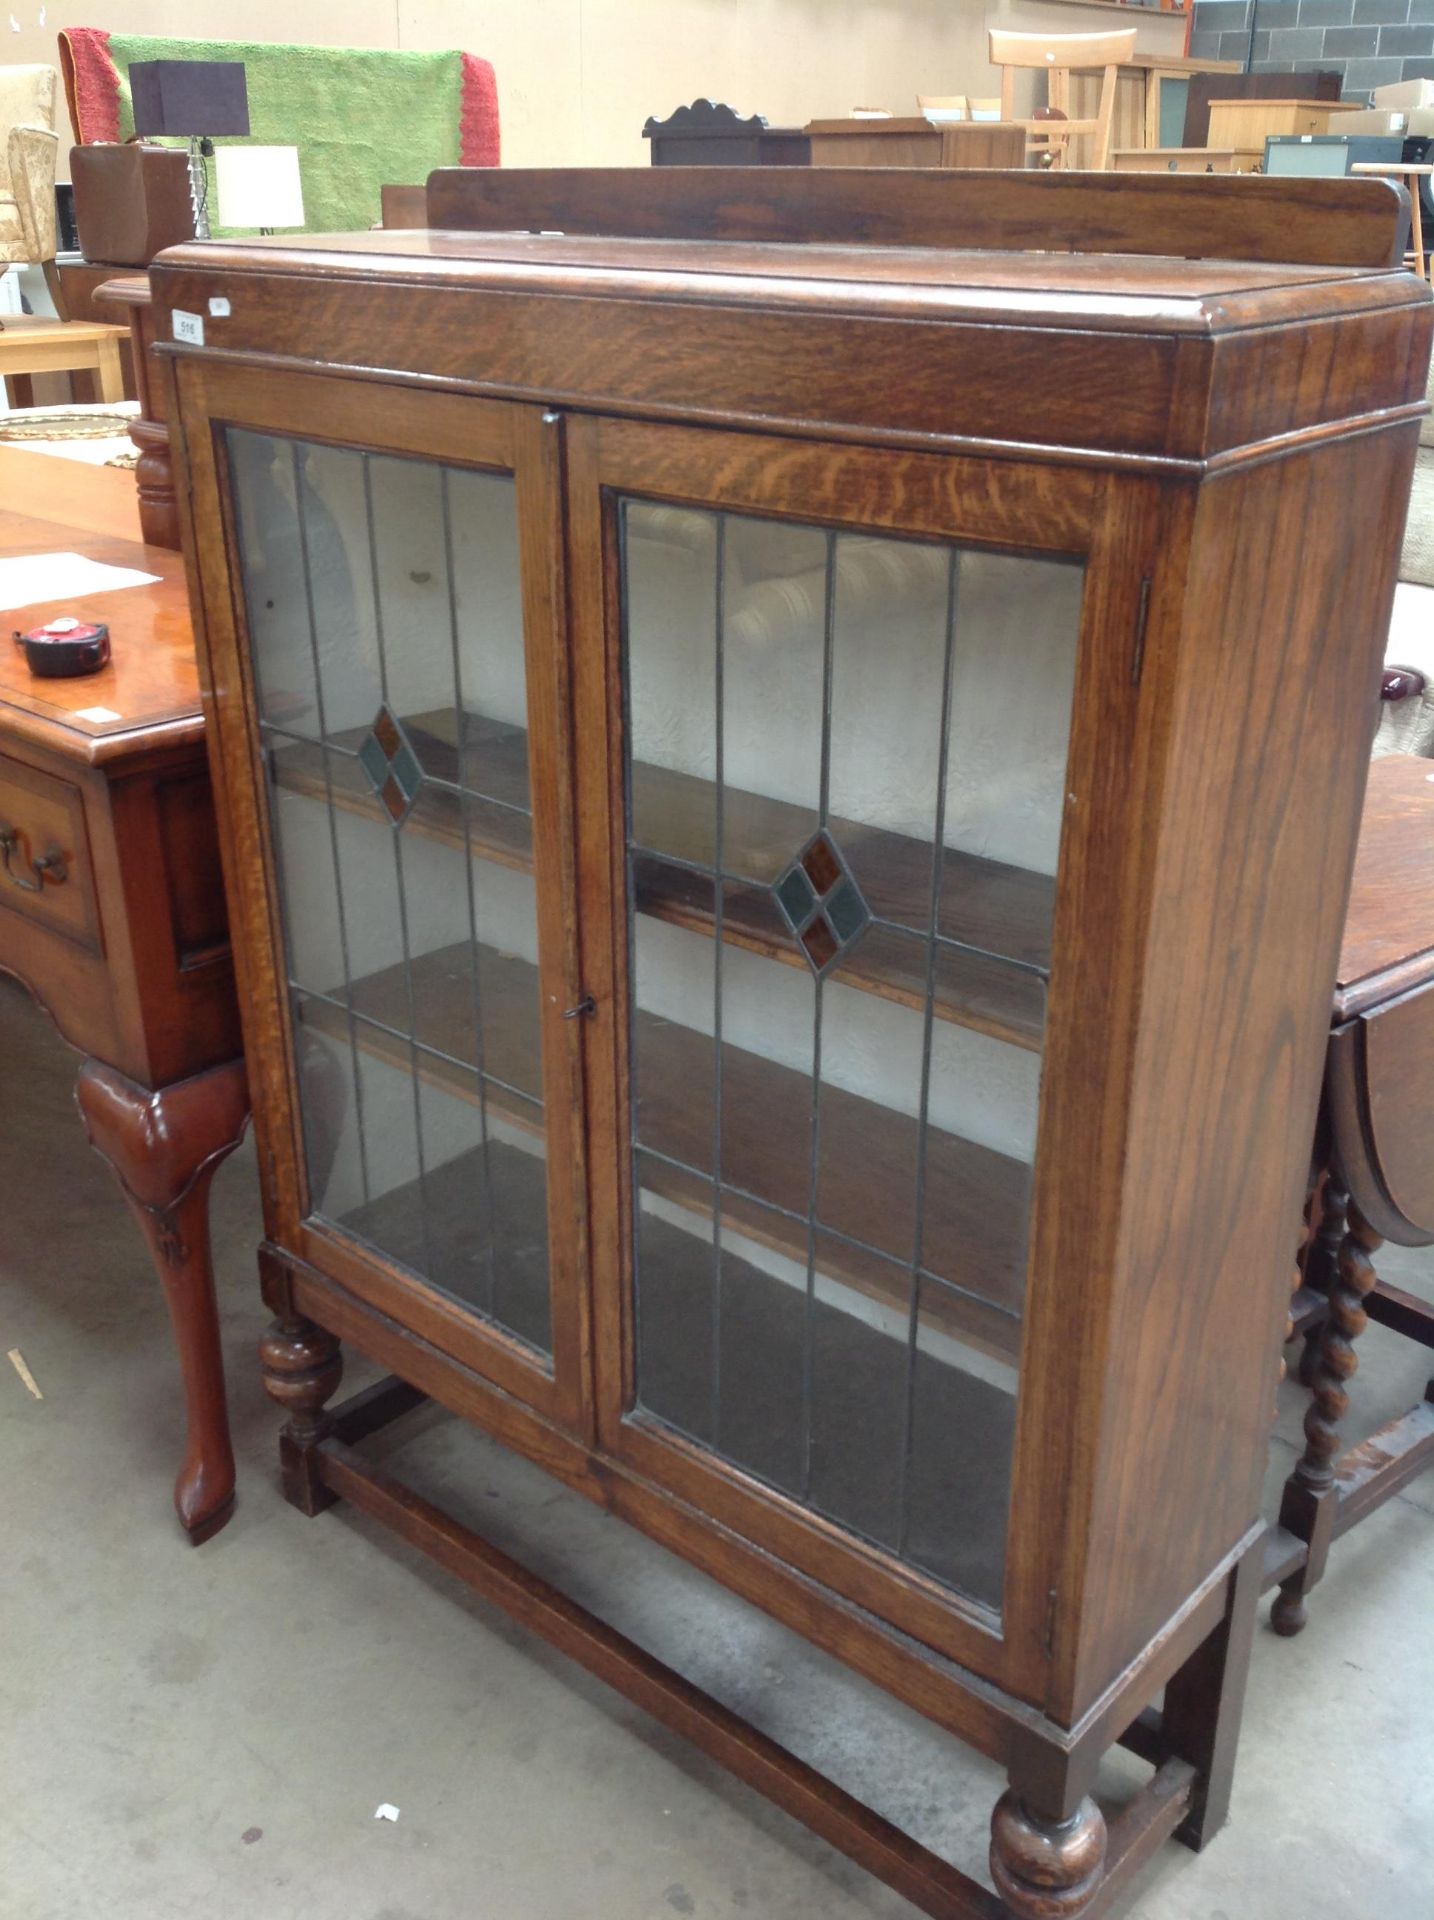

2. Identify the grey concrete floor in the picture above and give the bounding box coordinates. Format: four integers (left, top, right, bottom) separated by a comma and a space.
3, 971, 1432, 1920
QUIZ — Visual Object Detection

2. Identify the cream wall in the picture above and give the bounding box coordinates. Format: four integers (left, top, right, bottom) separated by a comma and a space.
13, 0, 1186, 179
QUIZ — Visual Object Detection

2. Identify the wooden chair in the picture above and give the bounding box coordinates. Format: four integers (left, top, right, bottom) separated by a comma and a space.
916, 94, 1003, 124
916, 93, 969, 121
988, 27, 1138, 171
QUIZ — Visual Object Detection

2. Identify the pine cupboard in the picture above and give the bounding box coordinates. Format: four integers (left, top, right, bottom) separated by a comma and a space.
155, 171, 1430, 1918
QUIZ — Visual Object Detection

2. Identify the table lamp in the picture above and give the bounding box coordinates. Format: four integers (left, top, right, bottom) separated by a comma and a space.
129, 59, 250, 240
216, 146, 305, 235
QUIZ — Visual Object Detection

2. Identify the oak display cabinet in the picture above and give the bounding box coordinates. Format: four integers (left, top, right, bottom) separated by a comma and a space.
155, 171, 1430, 1918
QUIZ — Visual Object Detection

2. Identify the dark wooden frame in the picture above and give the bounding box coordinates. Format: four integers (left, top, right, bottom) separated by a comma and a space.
153, 170, 1432, 1915
564, 414, 1155, 1699
175, 362, 593, 1437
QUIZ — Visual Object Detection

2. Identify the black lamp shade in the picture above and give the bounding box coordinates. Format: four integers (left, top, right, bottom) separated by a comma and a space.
130, 60, 250, 138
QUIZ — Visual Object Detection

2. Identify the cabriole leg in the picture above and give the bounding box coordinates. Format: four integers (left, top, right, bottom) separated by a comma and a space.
990, 1790, 1107, 1917
258, 1314, 343, 1515
76, 1056, 249, 1544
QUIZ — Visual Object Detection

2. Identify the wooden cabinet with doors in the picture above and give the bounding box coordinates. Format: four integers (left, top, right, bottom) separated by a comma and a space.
152, 170, 1430, 1918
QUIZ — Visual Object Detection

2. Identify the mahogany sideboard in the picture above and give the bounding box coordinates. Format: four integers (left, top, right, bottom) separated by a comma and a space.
0, 463, 243, 1541
155, 169, 1428, 1916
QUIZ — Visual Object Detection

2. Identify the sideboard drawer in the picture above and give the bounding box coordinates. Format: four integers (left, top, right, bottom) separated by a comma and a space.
0, 754, 101, 954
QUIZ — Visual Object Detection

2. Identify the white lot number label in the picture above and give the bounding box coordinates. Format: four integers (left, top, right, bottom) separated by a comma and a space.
172, 309, 205, 346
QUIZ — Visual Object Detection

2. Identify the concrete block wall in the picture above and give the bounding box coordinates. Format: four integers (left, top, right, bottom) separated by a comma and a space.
1189, 0, 1434, 101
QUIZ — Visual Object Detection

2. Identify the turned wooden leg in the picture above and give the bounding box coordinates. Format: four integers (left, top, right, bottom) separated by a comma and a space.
131, 418, 181, 551
1273, 1192, 1381, 1636
990, 1791, 1106, 1918
258, 1313, 343, 1516
1298, 1171, 1347, 1388
76, 1056, 250, 1544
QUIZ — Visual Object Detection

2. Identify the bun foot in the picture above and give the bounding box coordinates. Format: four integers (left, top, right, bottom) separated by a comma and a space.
990, 1792, 1107, 1918
1270, 1584, 1308, 1637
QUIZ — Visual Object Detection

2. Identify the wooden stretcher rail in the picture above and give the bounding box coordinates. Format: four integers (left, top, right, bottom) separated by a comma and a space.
314, 1418, 1198, 1920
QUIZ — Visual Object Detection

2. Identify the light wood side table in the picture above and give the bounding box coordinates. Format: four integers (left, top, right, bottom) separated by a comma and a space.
0, 317, 128, 405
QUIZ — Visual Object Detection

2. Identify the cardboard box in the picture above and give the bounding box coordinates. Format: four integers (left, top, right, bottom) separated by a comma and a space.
1339, 104, 1434, 138
1373, 79, 1434, 112
1336, 108, 1411, 135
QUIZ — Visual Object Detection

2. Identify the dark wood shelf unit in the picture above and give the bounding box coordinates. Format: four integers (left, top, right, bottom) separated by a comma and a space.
163, 170, 1431, 1920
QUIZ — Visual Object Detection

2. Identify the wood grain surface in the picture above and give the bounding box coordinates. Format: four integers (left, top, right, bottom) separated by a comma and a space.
1335, 753, 1434, 1015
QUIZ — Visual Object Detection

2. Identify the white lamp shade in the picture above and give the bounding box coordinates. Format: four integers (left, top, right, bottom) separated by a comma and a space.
215, 145, 305, 230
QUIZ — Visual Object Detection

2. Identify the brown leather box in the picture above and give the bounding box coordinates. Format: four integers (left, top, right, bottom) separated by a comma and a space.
70, 142, 194, 266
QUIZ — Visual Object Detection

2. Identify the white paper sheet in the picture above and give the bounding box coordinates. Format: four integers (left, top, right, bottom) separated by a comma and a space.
0, 551, 162, 614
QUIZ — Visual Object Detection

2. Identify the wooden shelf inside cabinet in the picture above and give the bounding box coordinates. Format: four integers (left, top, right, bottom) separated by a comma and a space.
300, 940, 1028, 1365
268, 711, 1052, 1052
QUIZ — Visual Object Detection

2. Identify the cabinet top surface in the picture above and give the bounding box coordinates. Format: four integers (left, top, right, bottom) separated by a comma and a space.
152, 175, 1432, 468
159, 225, 1422, 336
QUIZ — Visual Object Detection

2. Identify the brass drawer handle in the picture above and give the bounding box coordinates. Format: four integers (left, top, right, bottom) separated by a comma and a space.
0, 824, 67, 894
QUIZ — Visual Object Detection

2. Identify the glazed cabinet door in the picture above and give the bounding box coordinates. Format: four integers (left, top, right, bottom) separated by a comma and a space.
176, 365, 589, 1432
569, 417, 1157, 1694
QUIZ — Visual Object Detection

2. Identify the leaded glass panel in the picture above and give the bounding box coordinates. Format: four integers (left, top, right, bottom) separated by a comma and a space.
227, 428, 552, 1359
621, 498, 1082, 1614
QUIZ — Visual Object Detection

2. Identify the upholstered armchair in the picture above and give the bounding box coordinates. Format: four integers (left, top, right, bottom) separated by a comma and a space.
0, 65, 60, 316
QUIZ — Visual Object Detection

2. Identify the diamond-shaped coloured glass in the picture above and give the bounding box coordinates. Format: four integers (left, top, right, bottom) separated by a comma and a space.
825, 876, 867, 944
358, 732, 390, 791
390, 741, 424, 801
801, 915, 839, 970
774, 830, 869, 975
801, 833, 842, 894
776, 865, 817, 931
372, 707, 402, 757
357, 705, 425, 826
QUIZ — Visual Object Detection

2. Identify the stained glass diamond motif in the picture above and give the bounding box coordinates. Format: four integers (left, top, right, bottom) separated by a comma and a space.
358, 704, 424, 824
776, 865, 817, 928
774, 829, 869, 976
